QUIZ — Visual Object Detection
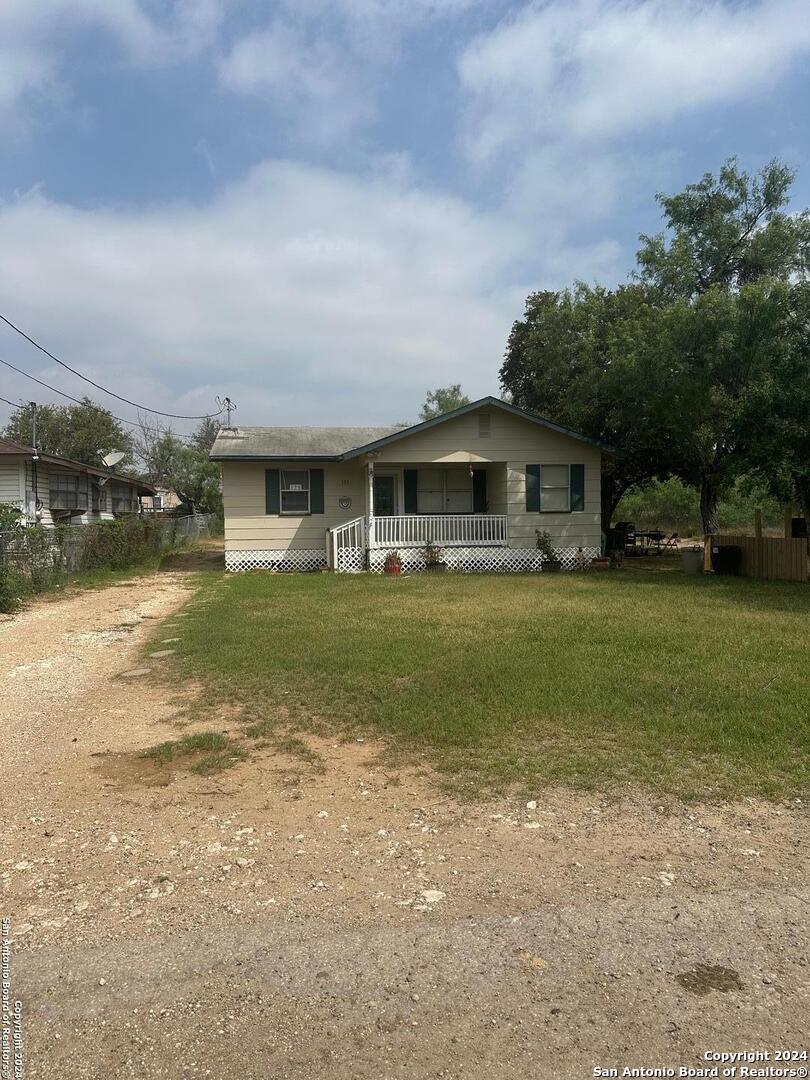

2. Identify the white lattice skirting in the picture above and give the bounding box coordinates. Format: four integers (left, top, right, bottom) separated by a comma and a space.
337, 546, 366, 573
227, 546, 601, 573
368, 546, 601, 574
225, 548, 327, 573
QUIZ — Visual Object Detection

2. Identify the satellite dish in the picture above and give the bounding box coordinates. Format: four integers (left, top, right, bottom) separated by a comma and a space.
102, 451, 126, 469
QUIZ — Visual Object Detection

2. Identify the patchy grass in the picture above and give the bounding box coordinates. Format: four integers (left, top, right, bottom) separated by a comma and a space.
167, 571, 810, 799
274, 735, 327, 773
244, 717, 277, 740
140, 730, 245, 774
190, 748, 248, 775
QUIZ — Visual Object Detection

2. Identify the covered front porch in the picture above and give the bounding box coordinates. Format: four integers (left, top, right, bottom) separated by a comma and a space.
328, 457, 509, 571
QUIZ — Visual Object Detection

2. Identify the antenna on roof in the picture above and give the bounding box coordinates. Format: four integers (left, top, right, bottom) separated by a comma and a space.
216, 396, 236, 429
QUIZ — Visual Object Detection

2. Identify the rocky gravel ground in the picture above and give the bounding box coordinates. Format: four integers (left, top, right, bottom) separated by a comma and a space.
1, 566, 808, 1079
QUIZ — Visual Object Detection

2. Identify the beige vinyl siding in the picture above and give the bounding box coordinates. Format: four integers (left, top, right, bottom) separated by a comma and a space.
0, 460, 24, 510
222, 461, 366, 552
372, 407, 581, 464
485, 462, 508, 515
220, 406, 604, 553
375, 408, 602, 548
504, 460, 601, 548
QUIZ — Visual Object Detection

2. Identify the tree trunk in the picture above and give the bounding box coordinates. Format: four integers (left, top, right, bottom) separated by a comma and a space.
793, 472, 810, 517
699, 474, 720, 535
600, 473, 626, 533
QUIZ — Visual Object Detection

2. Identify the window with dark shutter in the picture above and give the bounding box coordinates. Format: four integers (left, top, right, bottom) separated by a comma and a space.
526, 465, 540, 512
570, 464, 585, 512
281, 469, 310, 514
404, 469, 418, 514
472, 469, 487, 513
265, 469, 280, 515
310, 469, 325, 514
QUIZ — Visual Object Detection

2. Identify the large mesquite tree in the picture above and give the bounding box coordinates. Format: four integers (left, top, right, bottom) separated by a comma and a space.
637, 159, 810, 531
501, 283, 676, 529
502, 160, 810, 534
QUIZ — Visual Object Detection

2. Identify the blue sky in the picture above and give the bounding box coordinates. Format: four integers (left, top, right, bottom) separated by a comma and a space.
0, 0, 809, 434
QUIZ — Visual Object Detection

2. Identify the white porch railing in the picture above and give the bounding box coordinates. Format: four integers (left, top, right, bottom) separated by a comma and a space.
372, 514, 507, 548
328, 515, 366, 571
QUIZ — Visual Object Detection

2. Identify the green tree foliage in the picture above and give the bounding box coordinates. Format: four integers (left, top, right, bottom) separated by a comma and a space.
172, 445, 222, 517
657, 279, 795, 532
134, 416, 222, 515
419, 384, 470, 421
636, 160, 810, 530
502, 159, 810, 533
501, 284, 676, 526
637, 159, 810, 299
134, 417, 182, 486
615, 477, 782, 534
740, 281, 810, 513
3, 398, 133, 466
189, 415, 220, 452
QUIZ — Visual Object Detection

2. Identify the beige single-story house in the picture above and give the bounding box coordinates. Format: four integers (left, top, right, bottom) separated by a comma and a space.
0, 438, 155, 526
211, 397, 615, 573
141, 487, 183, 514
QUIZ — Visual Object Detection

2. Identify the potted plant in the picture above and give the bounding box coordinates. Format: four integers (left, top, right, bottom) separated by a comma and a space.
535, 529, 562, 573
424, 539, 446, 573
383, 549, 402, 575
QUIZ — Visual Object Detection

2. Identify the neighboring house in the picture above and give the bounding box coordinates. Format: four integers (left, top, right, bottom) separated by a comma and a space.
211, 397, 615, 573
0, 438, 156, 526
141, 487, 183, 514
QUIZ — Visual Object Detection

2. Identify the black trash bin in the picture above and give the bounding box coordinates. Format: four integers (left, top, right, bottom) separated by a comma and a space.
713, 544, 742, 576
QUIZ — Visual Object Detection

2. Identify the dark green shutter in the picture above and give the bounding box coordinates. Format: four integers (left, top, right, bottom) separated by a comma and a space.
310, 469, 325, 514
404, 469, 418, 514
265, 469, 280, 515
570, 464, 585, 512
472, 469, 487, 513
526, 465, 540, 512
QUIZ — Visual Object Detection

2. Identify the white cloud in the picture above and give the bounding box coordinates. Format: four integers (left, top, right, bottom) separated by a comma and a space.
218, 0, 482, 143
459, 0, 810, 162
0, 0, 223, 125
219, 22, 374, 145
0, 162, 534, 426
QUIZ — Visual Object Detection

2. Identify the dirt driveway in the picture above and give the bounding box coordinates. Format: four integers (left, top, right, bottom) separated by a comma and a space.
1, 564, 808, 1079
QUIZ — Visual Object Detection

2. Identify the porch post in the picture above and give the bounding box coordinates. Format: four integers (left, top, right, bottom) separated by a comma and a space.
366, 457, 375, 556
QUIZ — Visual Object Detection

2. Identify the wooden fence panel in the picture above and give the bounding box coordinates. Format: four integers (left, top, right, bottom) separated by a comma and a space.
716, 534, 808, 582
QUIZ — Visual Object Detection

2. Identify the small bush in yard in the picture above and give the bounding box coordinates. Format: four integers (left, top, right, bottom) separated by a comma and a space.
77, 518, 166, 571
0, 516, 183, 612
0, 568, 29, 614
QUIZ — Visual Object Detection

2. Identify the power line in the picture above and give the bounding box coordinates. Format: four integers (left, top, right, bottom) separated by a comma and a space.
0, 311, 223, 420
0, 393, 25, 410
0, 356, 198, 442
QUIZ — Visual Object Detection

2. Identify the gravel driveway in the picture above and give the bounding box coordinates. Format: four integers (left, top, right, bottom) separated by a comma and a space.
1, 567, 808, 1079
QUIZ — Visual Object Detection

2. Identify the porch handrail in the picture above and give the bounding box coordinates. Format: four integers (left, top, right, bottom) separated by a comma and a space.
329, 515, 366, 568
372, 514, 507, 548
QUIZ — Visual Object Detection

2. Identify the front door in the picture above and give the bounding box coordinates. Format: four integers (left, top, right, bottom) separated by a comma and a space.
373, 474, 397, 516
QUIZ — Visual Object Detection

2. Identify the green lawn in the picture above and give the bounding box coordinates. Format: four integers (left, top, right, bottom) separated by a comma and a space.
163, 570, 810, 799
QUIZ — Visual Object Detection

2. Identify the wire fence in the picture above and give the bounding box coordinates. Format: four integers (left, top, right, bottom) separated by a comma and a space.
0, 516, 203, 611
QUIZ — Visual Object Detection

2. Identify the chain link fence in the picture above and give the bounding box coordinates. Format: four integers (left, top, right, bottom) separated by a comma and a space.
0, 516, 200, 612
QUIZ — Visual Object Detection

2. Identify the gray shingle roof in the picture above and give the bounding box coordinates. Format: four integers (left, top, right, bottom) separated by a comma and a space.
211, 425, 403, 460
209, 398, 618, 461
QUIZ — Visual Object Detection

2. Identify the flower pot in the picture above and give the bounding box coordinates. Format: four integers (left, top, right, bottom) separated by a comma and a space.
543, 559, 562, 573
591, 557, 611, 571
385, 564, 402, 575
